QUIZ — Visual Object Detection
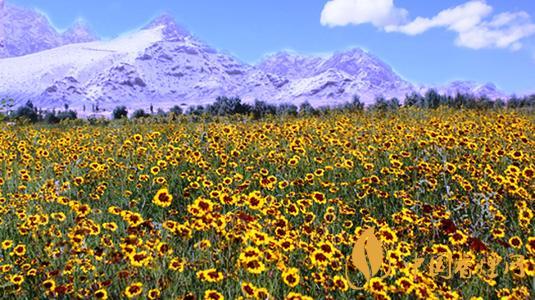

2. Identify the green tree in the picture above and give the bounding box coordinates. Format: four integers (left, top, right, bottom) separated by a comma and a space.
112, 106, 128, 119
13, 101, 41, 123
132, 109, 148, 119
169, 105, 183, 115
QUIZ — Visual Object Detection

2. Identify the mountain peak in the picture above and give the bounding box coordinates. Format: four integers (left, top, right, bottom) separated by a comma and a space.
270, 50, 300, 58
62, 19, 98, 44
144, 13, 190, 41
261, 51, 304, 63
329, 48, 373, 63
439, 81, 507, 99
145, 13, 175, 27
258, 51, 324, 79
0, 3, 64, 57
338, 48, 366, 56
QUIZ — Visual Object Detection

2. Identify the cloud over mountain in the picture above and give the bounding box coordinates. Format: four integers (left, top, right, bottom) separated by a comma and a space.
320, 0, 407, 27
321, 0, 535, 50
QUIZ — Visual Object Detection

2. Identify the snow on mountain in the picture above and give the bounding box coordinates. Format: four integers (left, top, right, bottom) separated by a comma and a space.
0, 4, 510, 113
62, 20, 98, 44
143, 14, 192, 42
0, 2, 99, 58
0, 15, 280, 113
0, 4, 63, 57
257, 51, 324, 79
132, 33, 251, 104
257, 49, 415, 105
436, 81, 508, 100
0, 25, 165, 109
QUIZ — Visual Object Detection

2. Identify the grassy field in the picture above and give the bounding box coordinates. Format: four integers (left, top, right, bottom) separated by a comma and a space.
0, 108, 533, 299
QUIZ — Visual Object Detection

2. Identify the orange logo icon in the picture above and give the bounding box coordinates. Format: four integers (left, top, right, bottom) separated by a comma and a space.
345, 227, 386, 290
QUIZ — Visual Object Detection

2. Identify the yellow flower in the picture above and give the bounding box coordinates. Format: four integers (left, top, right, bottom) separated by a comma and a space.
333, 275, 349, 292
197, 268, 224, 283
243, 259, 266, 274
1, 240, 13, 250
241, 282, 257, 298
10, 274, 24, 285
95, 289, 108, 299
42, 279, 56, 291
449, 230, 468, 246
12, 244, 26, 256
153, 188, 173, 207
148, 288, 161, 300
286, 292, 313, 300
124, 282, 143, 298
508, 236, 523, 249
282, 267, 300, 287
169, 257, 185, 272
204, 290, 224, 300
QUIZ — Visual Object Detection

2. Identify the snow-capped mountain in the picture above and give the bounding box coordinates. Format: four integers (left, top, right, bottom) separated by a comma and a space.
0, 15, 271, 112
62, 20, 98, 44
0, 2, 98, 58
256, 49, 415, 105
0, 1, 509, 114
258, 51, 324, 79
436, 81, 508, 99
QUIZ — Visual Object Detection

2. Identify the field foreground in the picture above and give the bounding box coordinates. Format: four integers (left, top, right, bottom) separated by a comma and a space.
0, 109, 533, 299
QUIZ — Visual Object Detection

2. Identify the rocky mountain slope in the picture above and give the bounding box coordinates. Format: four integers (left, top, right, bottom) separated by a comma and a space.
436, 81, 508, 100
0, 1, 98, 58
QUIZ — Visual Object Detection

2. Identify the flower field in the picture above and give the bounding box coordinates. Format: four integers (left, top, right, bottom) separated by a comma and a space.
0, 108, 533, 299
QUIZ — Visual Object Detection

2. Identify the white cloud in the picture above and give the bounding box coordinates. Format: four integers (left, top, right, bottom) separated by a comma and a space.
320, 0, 407, 27
321, 0, 535, 50
384, 1, 492, 35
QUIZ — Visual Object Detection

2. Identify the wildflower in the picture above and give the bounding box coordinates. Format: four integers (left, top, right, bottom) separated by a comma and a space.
95, 289, 108, 299
153, 188, 173, 207
1, 240, 13, 250
124, 282, 143, 298
42, 279, 56, 291
282, 267, 300, 287
10, 274, 24, 285
508, 236, 523, 249
449, 230, 468, 246
12, 244, 26, 256
148, 289, 161, 300
204, 290, 224, 300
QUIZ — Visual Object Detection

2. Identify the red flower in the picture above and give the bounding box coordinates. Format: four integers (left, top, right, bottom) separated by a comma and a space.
440, 219, 457, 234
469, 237, 487, 252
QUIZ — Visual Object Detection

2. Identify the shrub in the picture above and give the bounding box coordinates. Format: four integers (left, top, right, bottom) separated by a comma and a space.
187, 105, 205, 116
57, 110, 77, 121
207, 96, 251, 116
132, 109, 148, 119
44, 111, 60, 124
276, 103, 298, 116
299, 101, 317, 116
112, 106, 128, 120
13, 101, 40, 123
169, 105, 183, 115
43, 110, 77, 124
251, 100, 277, 120
349, 95, 365, 111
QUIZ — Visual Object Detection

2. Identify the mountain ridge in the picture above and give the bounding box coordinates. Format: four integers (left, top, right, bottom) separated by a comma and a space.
0, 2, 99, 58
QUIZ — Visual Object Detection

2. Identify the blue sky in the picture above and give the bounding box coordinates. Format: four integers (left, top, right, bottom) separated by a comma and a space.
9, 0, 535, 94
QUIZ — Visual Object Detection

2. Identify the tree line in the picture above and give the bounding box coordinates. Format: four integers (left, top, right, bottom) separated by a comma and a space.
1, 90, 534, 124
